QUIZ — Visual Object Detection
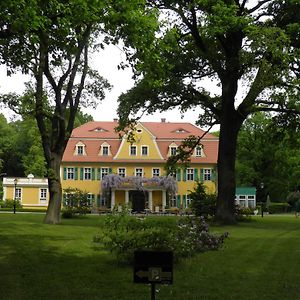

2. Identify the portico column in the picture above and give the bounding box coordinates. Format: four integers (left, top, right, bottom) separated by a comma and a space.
111, 189, 115, 210
162, 190, 166, 212
148, 190, 153, 212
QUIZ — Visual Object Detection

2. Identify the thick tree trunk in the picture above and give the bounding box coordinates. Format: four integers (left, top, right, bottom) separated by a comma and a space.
44, 153, 63, 224
216, 110, 243, 224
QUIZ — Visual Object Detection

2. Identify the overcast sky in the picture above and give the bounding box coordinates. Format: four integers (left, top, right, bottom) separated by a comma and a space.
0, 44, 204, 124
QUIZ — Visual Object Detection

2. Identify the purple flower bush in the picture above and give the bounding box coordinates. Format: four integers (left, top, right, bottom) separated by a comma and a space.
94, 213, 229, 263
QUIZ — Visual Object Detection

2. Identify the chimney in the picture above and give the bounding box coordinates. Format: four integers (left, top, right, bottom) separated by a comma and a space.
113, 118, 118, 122
161, 118, 166, 123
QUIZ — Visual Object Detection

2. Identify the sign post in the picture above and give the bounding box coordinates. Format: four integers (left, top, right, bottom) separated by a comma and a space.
134, 250, 173, 300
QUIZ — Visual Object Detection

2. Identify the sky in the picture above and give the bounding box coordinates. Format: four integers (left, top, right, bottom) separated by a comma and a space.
0, 43, 204, 125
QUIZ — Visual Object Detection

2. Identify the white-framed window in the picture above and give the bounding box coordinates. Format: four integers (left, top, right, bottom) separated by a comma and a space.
87, 194, 94, 206
170, 146, 177, 156
152, 168, 160, 177
15, 188, 22, 201
101, 168, 109, 179
135, 168, 143, 177
169, 195, 177, 207
77, 145, 84, 155
84, 167, 92, 180
238, 195, 246, 207
186, 168, 194, 181
130, 145, 137, 156
204, 169, 211, 181
39, 188, 47, 203
141, 146, 148, 156
102, 146, 109, 156
186, 195, 192, 207
100, 142, 111, 156
67, 167, 75, 180
195, 146, 202, 157
118, 168, 126, 177
248, 200, 255, 208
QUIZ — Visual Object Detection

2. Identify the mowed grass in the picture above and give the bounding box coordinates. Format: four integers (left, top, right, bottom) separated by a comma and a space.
1, 213, 300, 300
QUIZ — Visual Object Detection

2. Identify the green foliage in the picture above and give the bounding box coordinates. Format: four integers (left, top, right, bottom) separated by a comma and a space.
236, 112, 300, 201
62, 188, 91, 218
94, 212, 228, 263
268, 203, 291, 214
235, 205, 254, 222
0, 199, 22, 209
189, 181, 216, 219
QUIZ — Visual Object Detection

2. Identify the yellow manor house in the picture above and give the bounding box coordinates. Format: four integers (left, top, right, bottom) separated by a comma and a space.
3, 119, 219, 212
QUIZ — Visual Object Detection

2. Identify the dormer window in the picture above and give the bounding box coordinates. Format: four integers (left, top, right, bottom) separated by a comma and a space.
168, 142, 178, 156
170, 147, 177, 156
75, 142, 86, 156
102, 146, 109, 156
77, 146, 84, 155
91, 127, 108, 132
195, 146, 202, 157
99, 142, 111, 156
172, 128, 189, 134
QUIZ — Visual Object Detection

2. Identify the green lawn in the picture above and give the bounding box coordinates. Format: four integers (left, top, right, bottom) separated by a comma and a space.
1, 213, 300, 300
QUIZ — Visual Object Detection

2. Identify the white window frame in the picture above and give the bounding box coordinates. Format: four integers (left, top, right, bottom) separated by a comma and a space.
102, 146, 109, 156
186, 168, 194, 181
101, 167, 109, 179
77, 145, 84, 155
15, 188, 22, 202
204, 169, 211, 181
118, 168, 126, 177
135, 168, 143, 177
84, 167, 92, 180
169, 195, 177, 207
152, 168, 160, 177
170, 146, 177, 156
130, 145, 137, 156
195, 146, 202, 157
67, 167, 75, 180
141, 146, 149, 156
87, 194, 94, 206
39, 188, 48, 203
186, 195, 192, 207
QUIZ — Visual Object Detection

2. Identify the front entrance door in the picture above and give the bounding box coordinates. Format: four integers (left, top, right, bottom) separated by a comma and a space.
130, 190, 147, 212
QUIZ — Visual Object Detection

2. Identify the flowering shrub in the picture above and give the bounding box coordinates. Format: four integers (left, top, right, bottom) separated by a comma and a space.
101, 174, 178, 195
94, 213, 228, 263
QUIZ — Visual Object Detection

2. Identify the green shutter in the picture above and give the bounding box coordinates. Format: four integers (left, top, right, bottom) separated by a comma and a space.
97, 194, 101, 206
97, 168, 101, 180
176, 169, 181, 181
183, 195, 187, 208
211, 168, 216, 181
200, 169, 204, 181
63, 167, 67, 180
92, 168, 95, 180
176, 195, 181, 207
74, 167, 78, 180
183, 169, 187, 181
194, 168, 198, 181
109, 167, 112, 174
80, 168, 84, 180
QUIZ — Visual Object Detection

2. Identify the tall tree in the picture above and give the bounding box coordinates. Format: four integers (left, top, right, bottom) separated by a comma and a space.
236, 112, 300, 201
117, 0, 300, 223
0, 0, 156, 224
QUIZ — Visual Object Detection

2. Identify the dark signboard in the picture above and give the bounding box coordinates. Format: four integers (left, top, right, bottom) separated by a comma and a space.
134, 250, 173, 284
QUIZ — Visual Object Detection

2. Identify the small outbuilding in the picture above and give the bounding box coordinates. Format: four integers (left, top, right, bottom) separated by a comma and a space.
235, 187, 256, 208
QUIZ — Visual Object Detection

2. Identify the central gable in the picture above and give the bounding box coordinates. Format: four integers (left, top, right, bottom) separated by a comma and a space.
114, 123, 163, 160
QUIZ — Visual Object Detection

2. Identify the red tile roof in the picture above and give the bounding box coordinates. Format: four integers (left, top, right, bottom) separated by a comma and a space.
62, 121, 218, 164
